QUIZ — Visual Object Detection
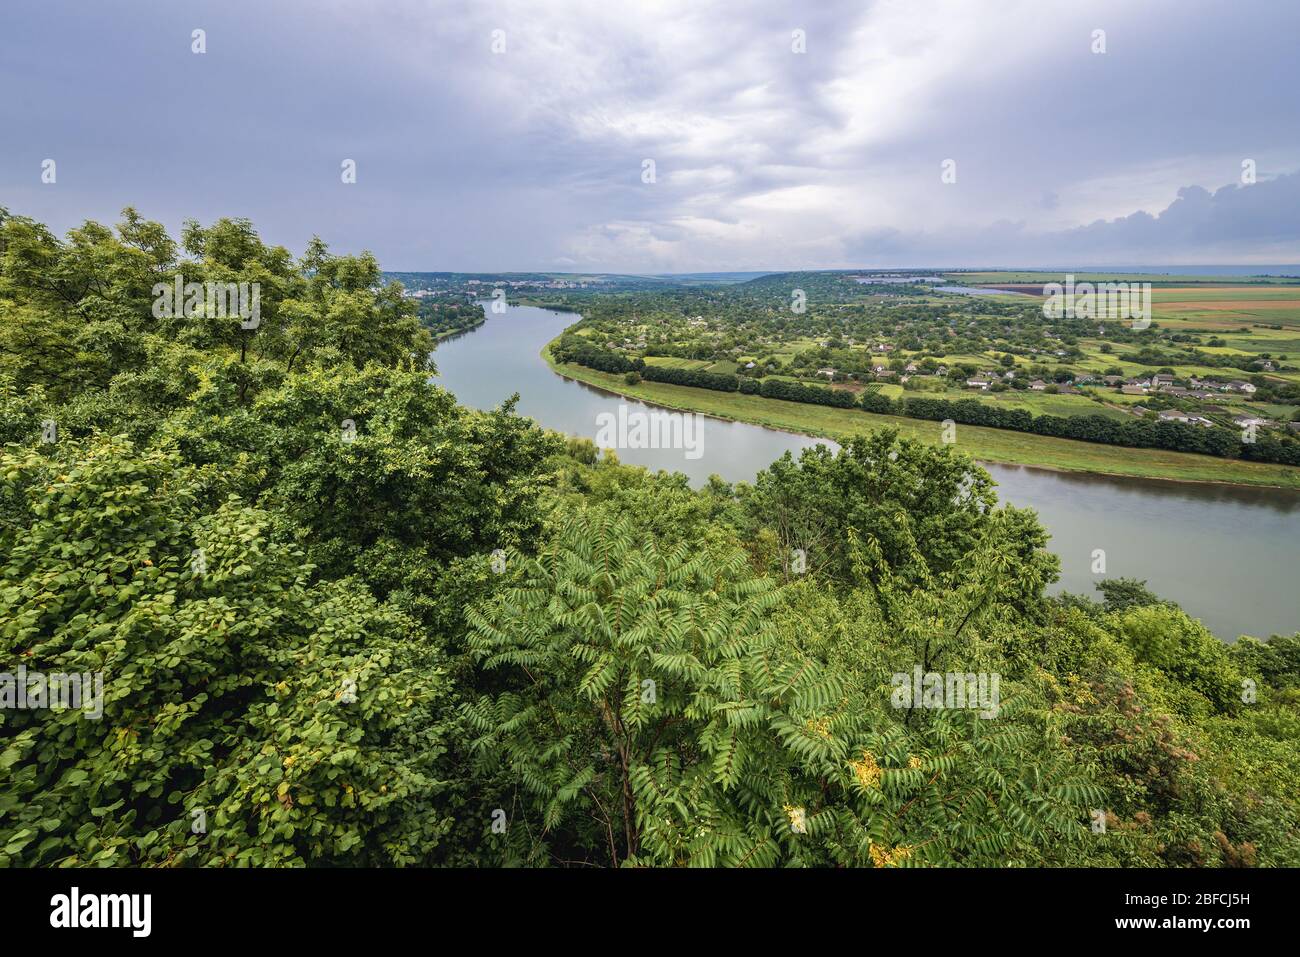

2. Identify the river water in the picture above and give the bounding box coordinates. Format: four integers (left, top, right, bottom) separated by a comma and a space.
432, 303, 1299, 641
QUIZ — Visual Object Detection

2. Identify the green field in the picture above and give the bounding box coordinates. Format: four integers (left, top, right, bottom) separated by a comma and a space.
544, 340, 1300, 488
983, 390, 1134, 421
642, 355, 711, 370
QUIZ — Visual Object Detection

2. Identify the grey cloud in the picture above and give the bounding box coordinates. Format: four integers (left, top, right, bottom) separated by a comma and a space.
844, 174, 1300, 266
2, 0, 1298, 271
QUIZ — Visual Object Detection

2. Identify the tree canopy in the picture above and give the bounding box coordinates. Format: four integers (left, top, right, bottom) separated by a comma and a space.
1, 209, 1296, 868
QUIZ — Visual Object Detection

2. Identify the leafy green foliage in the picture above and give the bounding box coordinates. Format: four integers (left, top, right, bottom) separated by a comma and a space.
0, 437, 453, 865
1114, 605, 1244, 715
464, 509, 829, 866
1, 208, 1295, 869
463, 508, 1101, 867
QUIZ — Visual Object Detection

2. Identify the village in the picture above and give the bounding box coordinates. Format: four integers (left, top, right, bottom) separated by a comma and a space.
551, 271, 1300, 446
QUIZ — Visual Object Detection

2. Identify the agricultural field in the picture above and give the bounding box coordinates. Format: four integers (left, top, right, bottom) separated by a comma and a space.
642, 355, 711, 370
968, 282, 1300, 394
982, 390, 1134, 422
945, 270, 1300, 286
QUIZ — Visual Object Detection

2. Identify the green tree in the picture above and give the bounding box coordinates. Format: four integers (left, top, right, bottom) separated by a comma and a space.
0, 436, 455, 866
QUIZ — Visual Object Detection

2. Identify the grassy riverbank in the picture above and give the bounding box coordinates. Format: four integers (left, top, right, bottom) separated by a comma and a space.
543, 338, 1300, 489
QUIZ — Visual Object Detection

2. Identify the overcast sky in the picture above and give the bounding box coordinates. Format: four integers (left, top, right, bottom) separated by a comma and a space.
3, 0, 1299, 272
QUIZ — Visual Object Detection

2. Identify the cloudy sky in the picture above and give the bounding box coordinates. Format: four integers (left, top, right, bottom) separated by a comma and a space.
3, 0, 1299, 271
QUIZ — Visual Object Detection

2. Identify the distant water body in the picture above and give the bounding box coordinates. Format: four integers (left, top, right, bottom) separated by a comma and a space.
932, 285, 1032, 296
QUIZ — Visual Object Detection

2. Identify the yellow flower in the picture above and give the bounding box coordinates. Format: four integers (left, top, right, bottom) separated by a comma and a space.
848, 750, 882, 789
869, 842, 914, 867
804, 716, 832, 739
908, 755, 922, 770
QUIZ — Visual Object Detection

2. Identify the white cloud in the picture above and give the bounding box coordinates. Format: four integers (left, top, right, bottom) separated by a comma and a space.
4, 0, 1298, 269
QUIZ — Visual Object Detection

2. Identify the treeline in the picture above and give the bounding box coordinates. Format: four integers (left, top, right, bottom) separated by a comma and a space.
750, 375, 858, 407
416, 300, 485, 338
893, 395, 1300, 465
555, 334, 1300, 465
552, 333, 644, 374
555, 334, 859, 408
642, 364, 741, 393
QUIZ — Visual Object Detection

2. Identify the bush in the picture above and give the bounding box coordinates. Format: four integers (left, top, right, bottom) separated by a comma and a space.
1114, 605, 1244, 714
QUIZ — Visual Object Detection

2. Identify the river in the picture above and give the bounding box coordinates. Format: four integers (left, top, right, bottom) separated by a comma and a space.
431, 303, 1299, 641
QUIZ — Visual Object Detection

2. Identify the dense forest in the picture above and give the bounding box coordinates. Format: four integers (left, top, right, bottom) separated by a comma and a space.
1, 209, 1297, 867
